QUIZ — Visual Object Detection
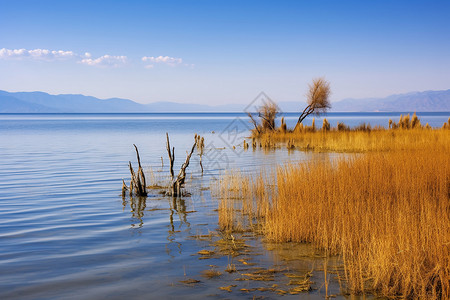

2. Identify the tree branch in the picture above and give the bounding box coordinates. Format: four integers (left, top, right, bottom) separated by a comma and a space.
247, 113, 261, 134
172, 139, 197, 197
166, 132, 174, 178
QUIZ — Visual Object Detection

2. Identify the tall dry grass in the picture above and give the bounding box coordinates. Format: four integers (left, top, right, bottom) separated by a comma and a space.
217, 171, 272, 233
253, 114, 450, 152
216, 135, 450, 298
257, 125, 450, 152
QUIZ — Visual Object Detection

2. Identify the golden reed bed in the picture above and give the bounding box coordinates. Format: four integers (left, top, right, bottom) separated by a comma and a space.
251, 114, 450, 152
217, 119, 450, 298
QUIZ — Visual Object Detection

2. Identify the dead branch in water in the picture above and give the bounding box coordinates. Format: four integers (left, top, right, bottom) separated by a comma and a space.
134, 144, 147, 190
128, 144, 147, 197
124, 134, 200, 198
166, 133, 175, 178
170, 138, 197, 197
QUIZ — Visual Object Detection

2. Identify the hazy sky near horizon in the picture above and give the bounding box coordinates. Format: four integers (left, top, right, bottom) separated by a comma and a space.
1, 0, 449, 105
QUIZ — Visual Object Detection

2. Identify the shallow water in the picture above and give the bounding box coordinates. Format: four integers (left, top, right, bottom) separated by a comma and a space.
0, 112, 448, 299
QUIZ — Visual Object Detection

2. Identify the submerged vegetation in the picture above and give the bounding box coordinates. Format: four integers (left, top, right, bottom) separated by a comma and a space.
217, 114, 450, 299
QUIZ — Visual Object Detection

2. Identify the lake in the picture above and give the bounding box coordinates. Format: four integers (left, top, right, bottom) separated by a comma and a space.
0, 112, 448, 299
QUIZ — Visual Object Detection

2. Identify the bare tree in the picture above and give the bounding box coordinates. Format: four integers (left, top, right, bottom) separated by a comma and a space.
258, 101, 278, 131
295, 77, 331, 130
248, 101, 279, 133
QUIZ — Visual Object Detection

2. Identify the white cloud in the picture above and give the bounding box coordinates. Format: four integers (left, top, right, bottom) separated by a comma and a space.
142, 55, 183, 67
80, 55, 128, 67
0, 48, 127, 68
0, 48, 186, 69
0, 48, 76, 60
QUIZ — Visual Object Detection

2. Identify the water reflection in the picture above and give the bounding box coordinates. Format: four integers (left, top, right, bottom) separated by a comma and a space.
122, 191, 194, 259
129, 196, 146, 228
169, 197, 190, 228
167, 197, 191, 258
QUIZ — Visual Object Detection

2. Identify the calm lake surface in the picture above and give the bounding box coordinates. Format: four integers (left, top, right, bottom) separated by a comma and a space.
0, 112, 448, 299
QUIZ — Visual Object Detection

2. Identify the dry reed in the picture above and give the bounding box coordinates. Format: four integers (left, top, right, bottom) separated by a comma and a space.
217, 134, 450, 298
257, 125, 449, 152
253, 114, 450, 152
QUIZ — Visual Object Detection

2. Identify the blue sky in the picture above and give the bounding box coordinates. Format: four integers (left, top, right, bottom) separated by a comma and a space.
1, 0, 449, 105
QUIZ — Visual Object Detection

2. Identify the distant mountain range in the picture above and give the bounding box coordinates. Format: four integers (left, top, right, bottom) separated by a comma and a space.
331, 90, 450, 112
0, 89, 449, 113
0, 90, 243, 113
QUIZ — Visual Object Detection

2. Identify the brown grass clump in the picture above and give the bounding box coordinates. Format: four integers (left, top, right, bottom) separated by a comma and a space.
389, 113, 422, 129
337, 122, 350, 131
179, 278, 201, 285
217, 139, 450, 298
219, 285, 236, 292
322, 118, 330, 131
197, 249, 215, 256
225, 263, 237, 273
201, 268, 222, 279
442, 117, 450, 129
